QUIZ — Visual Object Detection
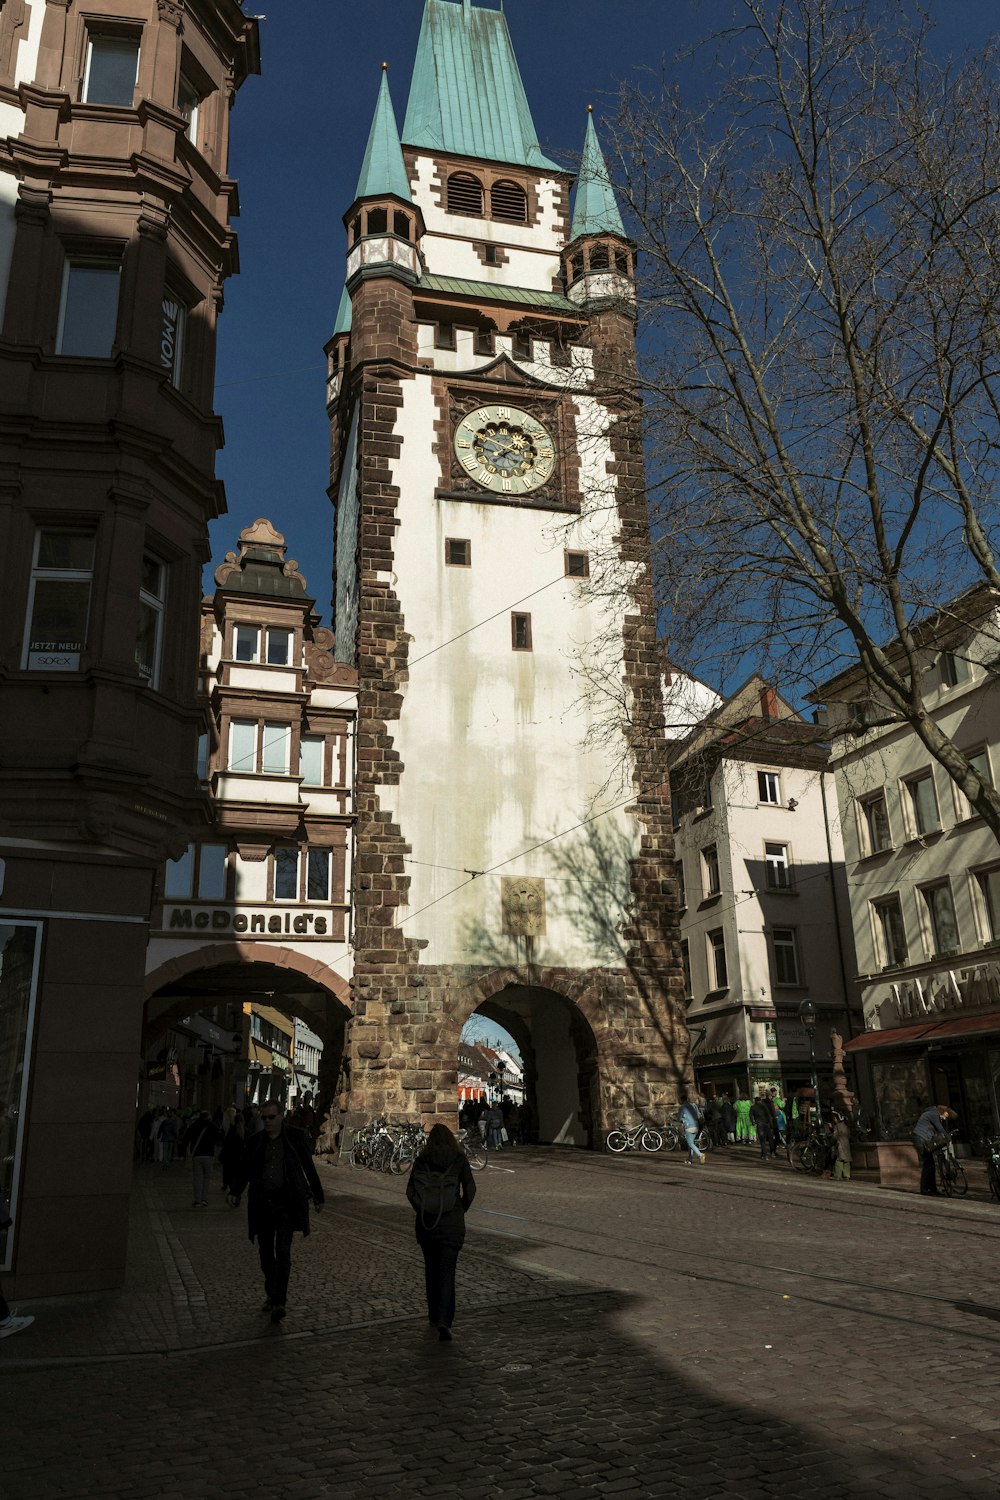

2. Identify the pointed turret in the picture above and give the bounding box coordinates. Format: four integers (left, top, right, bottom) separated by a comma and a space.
563, 108, 635, 316
402, 0, 560, 170
343, 65, 423, 295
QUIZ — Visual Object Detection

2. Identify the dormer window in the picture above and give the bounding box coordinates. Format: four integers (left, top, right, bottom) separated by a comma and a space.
491, 180, 527, 223
447, 172, 484, 217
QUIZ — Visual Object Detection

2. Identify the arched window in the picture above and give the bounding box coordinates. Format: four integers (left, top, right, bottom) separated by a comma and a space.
491, 179, 527, 223
589, 242, 610, 271
447, 173, 484, 217
365, 207, 388, 234
393, 211, 412, 241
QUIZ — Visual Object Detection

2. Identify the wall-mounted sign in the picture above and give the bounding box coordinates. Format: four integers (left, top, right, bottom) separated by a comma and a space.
866, 959, 1000, 1030
158, 905, 331, 939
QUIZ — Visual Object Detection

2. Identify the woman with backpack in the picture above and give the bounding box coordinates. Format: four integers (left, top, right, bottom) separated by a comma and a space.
406, 1123, 477, 1341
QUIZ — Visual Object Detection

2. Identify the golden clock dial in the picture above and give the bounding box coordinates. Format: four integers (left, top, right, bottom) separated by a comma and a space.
454, 404, 556, 495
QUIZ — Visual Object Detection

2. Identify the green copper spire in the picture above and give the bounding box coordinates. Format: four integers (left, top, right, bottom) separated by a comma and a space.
402, 0, 561, 172
355, 66, 412, 203
570, 110, 625, 240
333, 283, 352, 336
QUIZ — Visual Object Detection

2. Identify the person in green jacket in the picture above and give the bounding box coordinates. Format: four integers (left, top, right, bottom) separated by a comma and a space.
735, 1096, 753, 1145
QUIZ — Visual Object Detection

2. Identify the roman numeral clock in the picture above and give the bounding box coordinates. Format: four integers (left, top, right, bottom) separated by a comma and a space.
453, 402, 557, 498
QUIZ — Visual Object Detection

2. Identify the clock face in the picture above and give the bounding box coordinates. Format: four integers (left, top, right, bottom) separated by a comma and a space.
454, 404, 556, 496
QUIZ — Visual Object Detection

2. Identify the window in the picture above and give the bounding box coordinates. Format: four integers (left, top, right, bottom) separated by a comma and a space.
227, 720, 290, 775
393, 211, 411, 240
772, 928, 800, 985
511, 613, 532, 651
435, 323, 456, 350
973, 867, 1000, 944
902, 770, 939, 837
23, 528, 95, 671
615, 249, 631, 274
177, 72, 200, 144
299, 737, 325, 785
272, 847, 331, 902
708, 929, 728, 989
83, 32, 139, 106
919, 880, 960, 957
701, 844, 721, 898
859, 791, 892, 854
675, 860, 686, 909
589, 243, 610, 270
57, 261, 120, 357
940, 651, 968, 689
680, 938, 692, 996
764, 841, 791, 890
512, 331, 531, 360
757, 770, 781, 805
873, 895, 908, 968
954, 748, 992, 821
491, 180, 527, 223
447, 172, 484, 217
307, 849, 331, 901
196, 732, 210, 780
164, 843, 228, 900
274, 848, 298, 900
565, 551, 590, 578
233, 626, 259, 662
160, 293, 185, 386
474, 329, 494, 355
266, 629, 293, 666
483, 244, 502, 267
764, 1021, 777, 1047
135, 554, 166, 687
445, 538, 471, 567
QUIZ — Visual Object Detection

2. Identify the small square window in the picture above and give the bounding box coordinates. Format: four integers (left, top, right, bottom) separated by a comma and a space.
83, 33, 140, 106
565, 551, 590, 578
435, 324, 456, 350
446, 538, 471, 567
484, 244, 502, 266
511, 613, 532, 651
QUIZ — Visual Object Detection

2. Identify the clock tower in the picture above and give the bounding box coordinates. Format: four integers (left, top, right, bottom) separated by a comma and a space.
327, 0, 686, 1144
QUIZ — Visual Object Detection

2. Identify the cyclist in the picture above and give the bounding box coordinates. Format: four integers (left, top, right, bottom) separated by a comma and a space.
912, 1103, 957, 1196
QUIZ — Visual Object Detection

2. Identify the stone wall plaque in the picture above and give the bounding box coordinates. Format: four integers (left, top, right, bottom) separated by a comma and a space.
501, 876, 546, 937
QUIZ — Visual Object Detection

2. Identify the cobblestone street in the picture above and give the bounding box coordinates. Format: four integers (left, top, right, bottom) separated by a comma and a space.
4, 1147, 1000, 1499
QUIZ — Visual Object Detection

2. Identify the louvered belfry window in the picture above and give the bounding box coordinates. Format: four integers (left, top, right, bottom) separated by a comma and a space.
491, 179, 527, 223
447, 172, 484, 217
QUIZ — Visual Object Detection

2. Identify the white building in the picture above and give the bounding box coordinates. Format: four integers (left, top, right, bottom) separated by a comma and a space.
671, 676, 859, 1100
812, 586, 1000, 1148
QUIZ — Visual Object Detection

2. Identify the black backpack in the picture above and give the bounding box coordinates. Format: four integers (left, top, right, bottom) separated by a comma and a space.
410, 1158, 462, 1229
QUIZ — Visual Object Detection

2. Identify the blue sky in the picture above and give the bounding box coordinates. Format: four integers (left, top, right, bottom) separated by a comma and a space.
211, 0, 999, 621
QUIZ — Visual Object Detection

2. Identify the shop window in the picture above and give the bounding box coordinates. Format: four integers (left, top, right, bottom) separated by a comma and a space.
859, 790, 892, 854
135, 553, 166, 688
565, 551, 590, 578
870, 1054, 930, 1141
701, 843, 721, 898
764, 1021, 777, 1047
757, 770, 781, 805
708, 928, 728, 989
82, 31, 139, 106
902, 770, 939, 837
764, 841, 791, 890
491, 179, 527, 223
445, 538, 471, 567
972, 866, 1000, 944
447, 172, 484, 217
299, 736, 325, 785
164, 842, 228, 900
23, 527, 96, 671
873, 895, 908, 968
772, 927, 800, 985
919, 880, 960, 957
511, 613, 532, 651
57, 260, 120, 357
160, 292, 186, 386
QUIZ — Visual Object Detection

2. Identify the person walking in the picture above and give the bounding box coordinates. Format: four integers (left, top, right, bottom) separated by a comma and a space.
721, 1094, 737, 1145
228, 1100, 324, 1324
831, 1111, 852, 1181
487, 1100, 505, 1151
678, 1092, 705, 1165
219, 1111, 245, 1199
182, 1109, 223, 1207
735, 1095, 753, 1145
750, 1091, 774, 1159
912, 1103, 956, 1196
406, 1123, 477, 1341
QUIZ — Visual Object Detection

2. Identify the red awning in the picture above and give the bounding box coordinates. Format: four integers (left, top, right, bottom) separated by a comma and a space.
845, 1011, 1000, 1053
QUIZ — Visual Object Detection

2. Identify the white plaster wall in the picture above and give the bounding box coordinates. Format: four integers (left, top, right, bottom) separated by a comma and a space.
229, 665, 298, 694
12, 0, 44, 89
385, 371, 643, 970
333, 406, 360, 665
234, 856, 268, 902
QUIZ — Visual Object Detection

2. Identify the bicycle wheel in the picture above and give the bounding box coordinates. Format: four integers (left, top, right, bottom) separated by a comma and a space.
800, 1142, 822, 1175
389, 1140, 414, 1175
663, 1125, 681, 1152
464, 1141, 487, 1171
790, 1142, 808, 1172
988, 1160, 1000, 1201
640, 1129, 663, 1152
695, 1128, 711, 1154
606, 1130, 629, 1153
945, 1161, 968, 1198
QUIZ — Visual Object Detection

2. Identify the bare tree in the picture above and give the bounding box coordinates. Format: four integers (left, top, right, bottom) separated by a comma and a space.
605, 0, 1000, 837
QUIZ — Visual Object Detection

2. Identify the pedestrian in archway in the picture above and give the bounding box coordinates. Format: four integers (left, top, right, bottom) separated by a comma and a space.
182, 1110, 223, 1207
487, 1100, 504, 1150
228, 1101, 324, 1324
406, 1123, 477, 1341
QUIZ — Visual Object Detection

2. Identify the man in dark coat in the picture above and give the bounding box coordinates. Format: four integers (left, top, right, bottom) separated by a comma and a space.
229, 1100, 324, 1324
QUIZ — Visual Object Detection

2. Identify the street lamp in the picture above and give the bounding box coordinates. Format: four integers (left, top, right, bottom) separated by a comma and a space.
798, 998, 821, 1127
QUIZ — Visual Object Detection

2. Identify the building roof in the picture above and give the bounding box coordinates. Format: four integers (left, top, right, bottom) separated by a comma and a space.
402, 0, 562, 172
417, 272, 576, 312
570, 111, 625, 240
355, 67, 412, 203
213, 518, 313, 604
333, 284, 352, 337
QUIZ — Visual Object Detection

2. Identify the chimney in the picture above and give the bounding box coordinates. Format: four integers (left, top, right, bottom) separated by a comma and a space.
759, 685, 778, 720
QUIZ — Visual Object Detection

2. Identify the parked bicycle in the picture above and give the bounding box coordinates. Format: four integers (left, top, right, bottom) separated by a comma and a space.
984, 1137, 1000, 1201
606, 1122, 663, 1153
931, 1130, 968, 1197
789, 1125, 831, 1175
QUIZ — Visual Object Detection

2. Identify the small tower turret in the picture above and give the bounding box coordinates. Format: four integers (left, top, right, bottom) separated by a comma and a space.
563, 109, 635, 315
344, 65, 424, 290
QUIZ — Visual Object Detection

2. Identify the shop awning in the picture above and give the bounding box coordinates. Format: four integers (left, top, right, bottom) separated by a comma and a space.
845, 1010, 1000, 1053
